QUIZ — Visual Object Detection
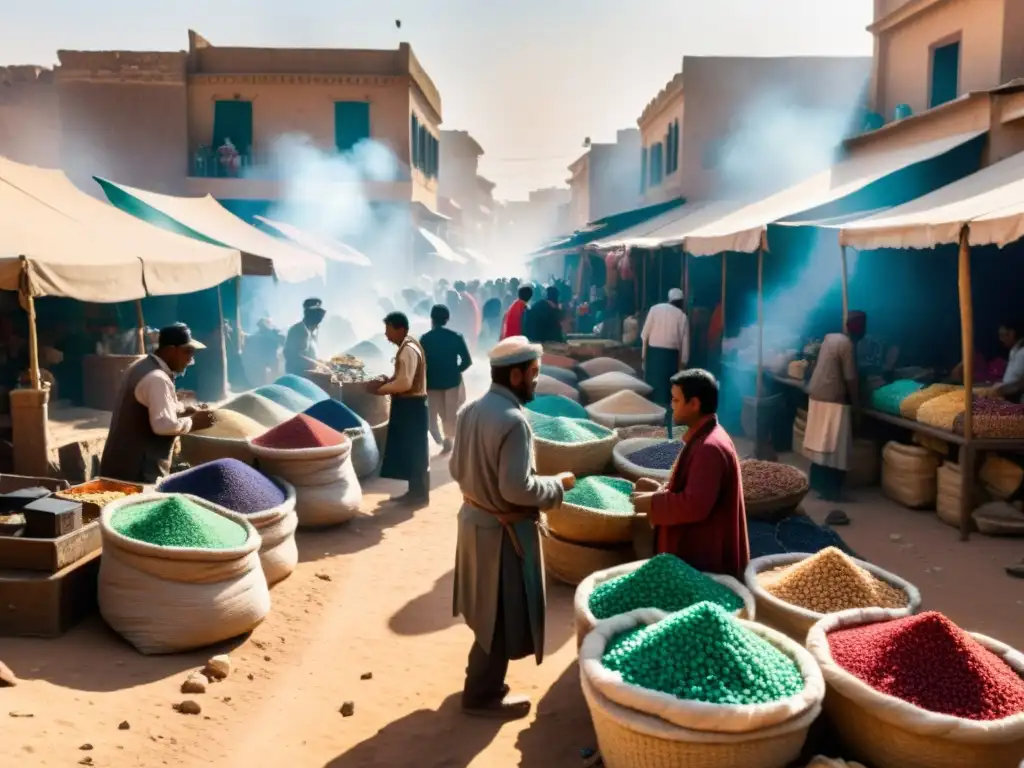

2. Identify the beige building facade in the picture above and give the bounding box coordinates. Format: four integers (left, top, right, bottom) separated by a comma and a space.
439, 129, 495, 249
0, 30, 444, 217
638, 72, 684, 206
848, 0, 1024, 167
567, 128, 642, 228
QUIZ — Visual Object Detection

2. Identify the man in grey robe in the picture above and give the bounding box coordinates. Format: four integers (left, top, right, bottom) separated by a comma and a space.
450, 335, 575, 719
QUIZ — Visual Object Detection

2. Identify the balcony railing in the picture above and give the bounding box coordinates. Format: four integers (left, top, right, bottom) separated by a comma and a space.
191, 145, 262, 178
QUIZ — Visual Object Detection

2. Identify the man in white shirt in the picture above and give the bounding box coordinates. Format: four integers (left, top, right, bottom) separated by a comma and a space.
641, 288, 690, 411
100, 323, 216, 483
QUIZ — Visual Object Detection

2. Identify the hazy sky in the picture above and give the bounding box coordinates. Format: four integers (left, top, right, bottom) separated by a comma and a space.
1, 0, 874, 199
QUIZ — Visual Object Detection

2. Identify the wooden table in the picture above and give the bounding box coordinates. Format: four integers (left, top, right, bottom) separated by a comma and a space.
861, 408, 1024, 540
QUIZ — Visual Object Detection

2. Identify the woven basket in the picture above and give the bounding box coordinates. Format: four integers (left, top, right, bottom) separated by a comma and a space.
341, 380, 391, 425
744, 553, 921, 642
534, 431, 618, 476
745, 488, 809, 522
612, 438, 676, 483
806, 609, 1024, 768
539, 525, 633, 586
545, 493, 636, 546
572, 560, 755, 648
178, 433, 256, 467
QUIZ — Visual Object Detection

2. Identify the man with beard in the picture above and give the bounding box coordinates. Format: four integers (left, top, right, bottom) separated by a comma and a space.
450, 336, 575, 719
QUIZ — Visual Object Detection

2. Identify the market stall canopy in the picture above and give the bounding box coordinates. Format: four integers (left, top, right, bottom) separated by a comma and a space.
530, 197, 686, 260
591, 200, 742, 249
95, 178, 326, 283
0, 179, 149, 302
254, 215, 372, 267
417, 227, 467, 264
0, 158, 242, 296
836, 148, 1024, 251
675, 131, 985, 257
460, 248, 491, 265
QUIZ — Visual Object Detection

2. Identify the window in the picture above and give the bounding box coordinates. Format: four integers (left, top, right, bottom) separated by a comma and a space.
930, 40, 960, 109
411, 114, 420, 168
666, 119, 680, 174
649, 142, 664, 187
334, 101, 371, 152
212, 100, 253, 154
641, 146, 648, 193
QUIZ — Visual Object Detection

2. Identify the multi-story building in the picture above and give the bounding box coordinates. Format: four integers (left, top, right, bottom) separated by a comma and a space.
439, 129, 495, 251
567, 128, 642, 228
638, 72, 685, 206
849, 0, 1024, 166
0, 30, 448, 263
495, 186, 571, 259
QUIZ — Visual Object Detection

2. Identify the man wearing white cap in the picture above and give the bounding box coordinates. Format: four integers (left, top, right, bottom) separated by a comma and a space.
450, 335, 576, 719
641, 287, 690, 412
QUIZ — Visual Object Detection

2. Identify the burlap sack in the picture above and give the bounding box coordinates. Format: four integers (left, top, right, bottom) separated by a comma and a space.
579, 608, 824, 733
98, 493, 271, 655
248, 438, 362, 528
244, 478, 299, 586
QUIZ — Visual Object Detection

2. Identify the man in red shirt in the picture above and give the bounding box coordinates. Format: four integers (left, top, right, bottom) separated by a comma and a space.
500, 285, 533, 340
631, 368, 749, 578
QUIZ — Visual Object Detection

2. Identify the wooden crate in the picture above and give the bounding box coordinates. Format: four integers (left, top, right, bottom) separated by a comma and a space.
0, 550, 100, 638
54, 477, 144, 522
0, 521, 101, 572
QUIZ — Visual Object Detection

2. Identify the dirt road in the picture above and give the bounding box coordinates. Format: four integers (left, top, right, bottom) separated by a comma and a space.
1, 445, 1021, 767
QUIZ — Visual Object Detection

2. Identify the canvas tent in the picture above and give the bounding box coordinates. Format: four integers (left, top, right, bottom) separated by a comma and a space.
592, 200, 742, 249
95, 178, 326, 283
0, 158, 242, 298
255, 215, 372, 267
417, 227, 467, 264
836, 147, 1024, 250
627, 131, 985, 256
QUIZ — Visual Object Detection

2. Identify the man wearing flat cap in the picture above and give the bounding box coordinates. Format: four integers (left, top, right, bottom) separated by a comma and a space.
284, 297, 329, 376
101, 323, 216, 483
450, 335, 576, 719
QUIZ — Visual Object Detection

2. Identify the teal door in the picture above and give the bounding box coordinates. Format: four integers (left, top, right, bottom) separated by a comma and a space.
212, 100, 253, 153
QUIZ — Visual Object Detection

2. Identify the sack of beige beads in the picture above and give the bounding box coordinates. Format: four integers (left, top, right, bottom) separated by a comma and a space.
744, 547, 921, 641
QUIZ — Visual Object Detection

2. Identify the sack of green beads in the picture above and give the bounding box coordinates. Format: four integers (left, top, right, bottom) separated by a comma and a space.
579, 605, 824, 733
98, 493, 272, 655
572, 557, 756, 648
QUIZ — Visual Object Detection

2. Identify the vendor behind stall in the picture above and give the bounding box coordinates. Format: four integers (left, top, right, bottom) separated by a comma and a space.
284, 298, 328, 376
802, 311, 866, 501
100, 324, 216, 484
641, 288, 690, 410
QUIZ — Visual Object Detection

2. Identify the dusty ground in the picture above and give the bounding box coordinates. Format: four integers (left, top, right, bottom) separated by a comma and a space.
1, 435, 1022, 767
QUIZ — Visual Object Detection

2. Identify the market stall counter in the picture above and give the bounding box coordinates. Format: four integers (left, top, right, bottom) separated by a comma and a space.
861, 407, 1024, 540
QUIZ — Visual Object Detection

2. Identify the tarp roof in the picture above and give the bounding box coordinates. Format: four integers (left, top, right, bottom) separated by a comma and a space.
95, 178, 326, 283
672, 131, 985, 256
592, 200, 742, 249
534, 198, 687, 259
254, 215, 371, 267
417, 227, 467, 264
836, 148, 1024, 251
0, 179, 149, 302
0, 158, 242, 298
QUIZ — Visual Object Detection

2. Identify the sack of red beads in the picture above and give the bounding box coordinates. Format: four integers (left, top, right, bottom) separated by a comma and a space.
806, 608, 1024, 768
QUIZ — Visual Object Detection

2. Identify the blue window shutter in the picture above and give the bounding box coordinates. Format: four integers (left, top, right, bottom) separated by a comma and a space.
641, 147, 648, 192
334, 101, 371, 152
212, 100, 253, 154
411, 114, 419, 168
930, 41, 960, 108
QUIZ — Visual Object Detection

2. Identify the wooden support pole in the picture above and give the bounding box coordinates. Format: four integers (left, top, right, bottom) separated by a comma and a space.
683, 251, 691, 312
641, 251, 648, 314
720, 251, 727, 345
135, 299, 146, 355
956, 226, 975, 542
755, 244, 765, 401
840, 245, 850, 332
235, 278, 243, 355
25, 292, 40, 391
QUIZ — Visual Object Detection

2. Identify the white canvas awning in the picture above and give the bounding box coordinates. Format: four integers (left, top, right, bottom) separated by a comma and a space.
417, 227, 467, 264
96, 178, 326, 283
677, 131, 985, 256
837, 148, 1024, 251
593, 200, 744, 249
0, 180, 150, 302
254, 215, 371, 267
0, 158, 242, 297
